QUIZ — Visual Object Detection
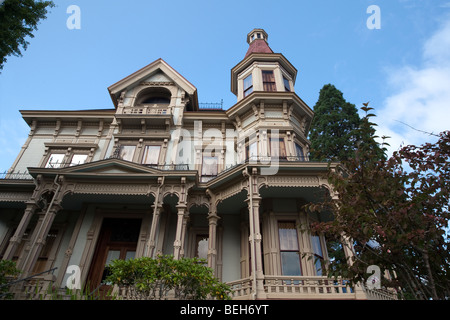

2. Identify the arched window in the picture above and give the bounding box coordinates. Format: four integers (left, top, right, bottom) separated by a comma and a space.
135, 87, 171, 106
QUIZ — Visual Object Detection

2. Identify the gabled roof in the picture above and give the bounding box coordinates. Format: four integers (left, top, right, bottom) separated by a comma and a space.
107, 58, 198, 109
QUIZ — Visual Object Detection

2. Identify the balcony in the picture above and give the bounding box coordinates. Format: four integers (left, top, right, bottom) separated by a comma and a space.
227, 276, 398, 300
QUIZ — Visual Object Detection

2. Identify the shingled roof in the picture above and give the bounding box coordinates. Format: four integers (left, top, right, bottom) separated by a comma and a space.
244, 38, 274, 58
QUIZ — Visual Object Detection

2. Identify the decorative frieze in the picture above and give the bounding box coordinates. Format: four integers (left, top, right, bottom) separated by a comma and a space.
258, 175, 320, 188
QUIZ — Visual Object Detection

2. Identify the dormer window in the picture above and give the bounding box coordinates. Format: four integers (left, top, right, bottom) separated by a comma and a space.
243, 74, 253, 97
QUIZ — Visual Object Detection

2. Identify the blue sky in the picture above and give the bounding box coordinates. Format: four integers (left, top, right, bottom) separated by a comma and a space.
1, 0, 449, 171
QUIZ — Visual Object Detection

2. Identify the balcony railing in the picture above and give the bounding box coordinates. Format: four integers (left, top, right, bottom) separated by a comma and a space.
0, 171, 33, 180
227, 276, 398, 300
199, 100, 223, 110
143, 164, 190, 171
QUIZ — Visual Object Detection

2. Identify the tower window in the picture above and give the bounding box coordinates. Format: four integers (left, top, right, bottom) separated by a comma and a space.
243, 74, 253, 97
262, 70, 276, 91
283, 76, 291, 91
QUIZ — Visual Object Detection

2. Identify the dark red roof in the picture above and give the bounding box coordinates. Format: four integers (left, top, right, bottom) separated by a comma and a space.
245, 39, 273, 58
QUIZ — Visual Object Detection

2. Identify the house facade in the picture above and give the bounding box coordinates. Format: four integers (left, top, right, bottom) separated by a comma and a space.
0, 29, 394, 300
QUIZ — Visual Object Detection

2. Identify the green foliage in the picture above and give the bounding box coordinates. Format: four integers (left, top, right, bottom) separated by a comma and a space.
105, 255, 232, 300
0, 260, 21, 299
0, 0, 55, 70
309, 84, 363, 162
308, 104, 450, 300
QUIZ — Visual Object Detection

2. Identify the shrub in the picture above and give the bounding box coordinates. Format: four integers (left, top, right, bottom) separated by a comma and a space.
0, 260, 21, 300
105, 255, 232, 300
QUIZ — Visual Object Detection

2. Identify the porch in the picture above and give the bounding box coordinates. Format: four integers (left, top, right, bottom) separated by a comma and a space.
227, 276, 398, 300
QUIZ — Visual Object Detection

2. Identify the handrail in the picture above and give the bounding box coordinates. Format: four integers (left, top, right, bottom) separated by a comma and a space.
0, 267, 58, 298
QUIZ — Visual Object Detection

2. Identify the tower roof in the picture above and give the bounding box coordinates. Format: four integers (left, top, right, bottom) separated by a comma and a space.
244, 28, 273, 57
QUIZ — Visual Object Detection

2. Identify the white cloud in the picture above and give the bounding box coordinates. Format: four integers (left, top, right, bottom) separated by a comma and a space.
377, 17, 450, 154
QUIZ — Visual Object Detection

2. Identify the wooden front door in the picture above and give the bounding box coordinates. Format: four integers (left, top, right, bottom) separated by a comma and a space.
86, 218, 141, 298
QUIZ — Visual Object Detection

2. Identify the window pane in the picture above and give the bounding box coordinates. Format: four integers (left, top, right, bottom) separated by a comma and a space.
45, 154, 65, 168
244, 75, 253, 97
247, 142, 257, 160
280, 252, 302, 276
125, 250, 136, 260
243, 75, 252, 90
278, 222, 299, 251
71, 154, 88, 166
202, 156, 218, 176
105, 250, 120, 266
119, 145, 135, 162
283, 77, 290, 91
311, 235, 323, 257
270, 138, 286, 157
295, 144, 304, 160
142, 146, 161, 165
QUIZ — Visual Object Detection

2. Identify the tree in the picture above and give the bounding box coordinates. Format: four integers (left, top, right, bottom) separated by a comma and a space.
308, 84, 362, 162
106, 255, 232, 300
0, 0, 55, 71
308, 105, 450, 300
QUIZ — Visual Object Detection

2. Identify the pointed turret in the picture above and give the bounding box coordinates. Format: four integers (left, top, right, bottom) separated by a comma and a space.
231, 28, 297, 101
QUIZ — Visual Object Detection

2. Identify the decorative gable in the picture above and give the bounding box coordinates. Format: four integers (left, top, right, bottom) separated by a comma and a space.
108, 58, 198, 111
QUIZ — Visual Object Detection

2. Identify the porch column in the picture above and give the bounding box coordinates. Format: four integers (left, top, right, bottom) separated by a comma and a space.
246, 168, 266, 299
173, 204, 187, 260
207, 213, 220, 275
2, 202, 38, 261
146, 204, 162, 258
146, 177, 164, 258
18, 202, 62, 275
